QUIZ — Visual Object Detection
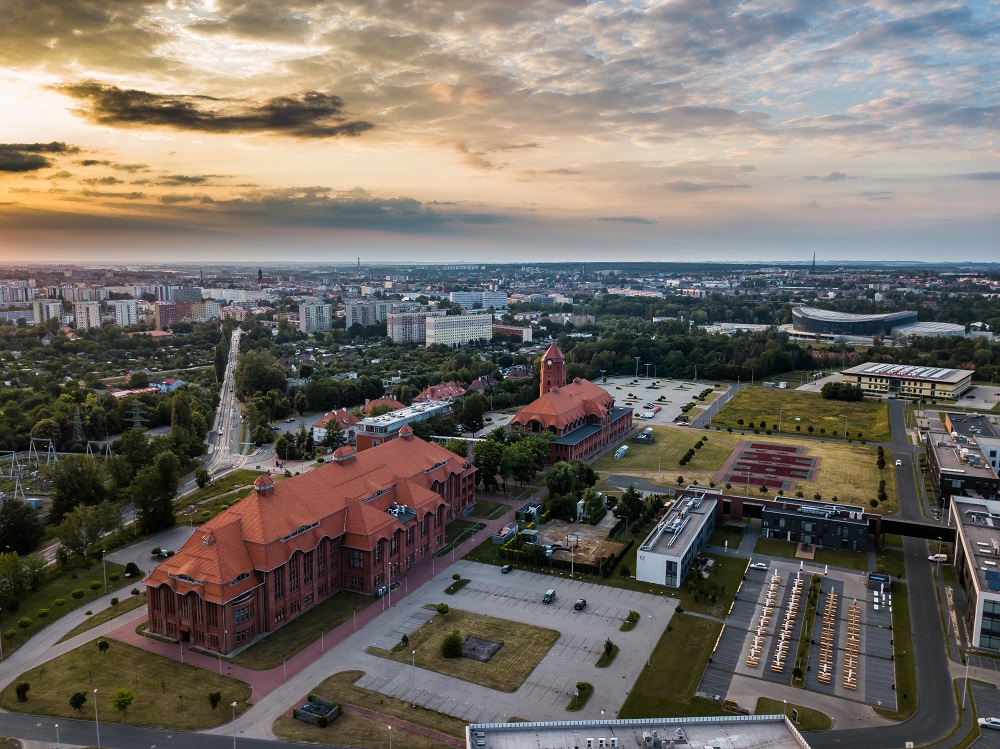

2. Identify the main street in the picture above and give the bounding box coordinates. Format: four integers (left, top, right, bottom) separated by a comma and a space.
205, 328, 246, 477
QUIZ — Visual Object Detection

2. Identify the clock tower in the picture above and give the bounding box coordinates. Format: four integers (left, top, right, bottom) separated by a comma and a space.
540, 342, 566, 397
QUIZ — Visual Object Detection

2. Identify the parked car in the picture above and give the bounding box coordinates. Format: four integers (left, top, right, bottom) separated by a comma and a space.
542, 589, 556, 604
750, 562, 768, 570
574, 598, 587, 611
979, 717, 1000, 731
286, 418, 296, 422
501, 564, 513, 573
928, 553, 948, 563
895, 459, 903, 467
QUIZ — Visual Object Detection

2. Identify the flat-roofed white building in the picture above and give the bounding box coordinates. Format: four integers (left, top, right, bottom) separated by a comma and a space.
841, 362, 973, 400
950, 496, 1000, 650
636, 490, 716, 587
73, 301, 102, 329
32, 300, 62, 325
426, 313, 492, 348
298, 302, 333, 333
111, 299, 139, 328
388, 310, 445, 343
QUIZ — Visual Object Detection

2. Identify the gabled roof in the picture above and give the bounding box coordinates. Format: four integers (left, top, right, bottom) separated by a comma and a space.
414, 381, 466, 402
510, 377, 614, 432
313, 408, 361, 429
362, 397, 405, 415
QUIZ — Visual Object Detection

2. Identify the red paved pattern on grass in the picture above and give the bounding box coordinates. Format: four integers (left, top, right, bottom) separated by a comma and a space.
717, 440, 818, 492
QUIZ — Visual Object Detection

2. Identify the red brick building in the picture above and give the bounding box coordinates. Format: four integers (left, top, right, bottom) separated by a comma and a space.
144, 431, 475, 655
508, 343, 632, 463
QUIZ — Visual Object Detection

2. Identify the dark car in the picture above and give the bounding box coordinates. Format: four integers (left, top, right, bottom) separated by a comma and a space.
501, 564, 513, 573
574, 598, 586, 611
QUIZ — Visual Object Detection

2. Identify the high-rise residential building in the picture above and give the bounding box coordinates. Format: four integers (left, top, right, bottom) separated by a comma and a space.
172, 287, 203, 303
111, 299, 139, 328
73, 301, 102, 329
425, 313, 493, 347
299, 302, 333, 333
387, 310, 446, 343
32, 300, 62, 325
449, 291, 508, 310
345, 300, 395, 328
154, 301, 193, 329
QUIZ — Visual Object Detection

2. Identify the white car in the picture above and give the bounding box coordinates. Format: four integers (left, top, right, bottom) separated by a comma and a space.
750, 562, 768, 570
895, 459, 902, 467
928, 553, 948, 563
979, 717, 1000, 731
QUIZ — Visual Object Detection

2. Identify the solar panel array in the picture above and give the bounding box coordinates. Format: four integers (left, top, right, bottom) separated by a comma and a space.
860, 363, 954, 380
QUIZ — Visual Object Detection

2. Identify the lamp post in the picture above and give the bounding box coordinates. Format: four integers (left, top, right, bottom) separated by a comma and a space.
282, 652, 287, 681
55, 723, 60, 749
412, 649, 417, 707
93, 688, 101, 749
644, 363, 651, 379
231, 701, 238, 749
101, 549, 108, 593
634, 357, 640, 378
647, 615, 652, 667
388, 724, 393, 749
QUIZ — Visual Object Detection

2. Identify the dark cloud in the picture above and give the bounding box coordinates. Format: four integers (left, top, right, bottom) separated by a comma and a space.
157, 175, 220, 186
598, 215, 656, 224
159, 195, 215, 205
56, 83, 375, 139
664, 181, 750, 192
959, 172, 1000, 180
0, 142, 79, 173
804, 171, 858, 182
78, 160, 150, 173
82, 176, 125, 186
79, 189, 147, 200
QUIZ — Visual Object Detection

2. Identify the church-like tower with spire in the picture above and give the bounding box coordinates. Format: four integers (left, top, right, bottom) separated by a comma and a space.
540, 341, 567, 397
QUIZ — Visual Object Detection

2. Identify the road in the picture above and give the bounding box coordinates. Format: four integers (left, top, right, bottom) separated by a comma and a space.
810, 399, 956, 749
205, 328, 246, 476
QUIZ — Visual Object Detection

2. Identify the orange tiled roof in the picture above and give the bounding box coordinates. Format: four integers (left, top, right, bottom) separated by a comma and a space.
509, 377, 613, 432
361, 397, 405, 415
144, 436, 473, 599
414, 381, 466, 401
313, 408, 361, 429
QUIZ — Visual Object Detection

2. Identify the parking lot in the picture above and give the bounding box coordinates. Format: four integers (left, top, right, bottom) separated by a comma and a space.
599, 375, 730, 428
346, 560, 676, 722
699, 558, 897, 710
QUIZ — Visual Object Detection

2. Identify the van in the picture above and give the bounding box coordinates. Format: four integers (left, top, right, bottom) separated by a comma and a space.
542, 589, 556, 604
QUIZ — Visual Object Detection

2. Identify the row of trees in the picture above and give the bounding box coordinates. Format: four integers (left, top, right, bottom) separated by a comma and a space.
472, 430, 549, 493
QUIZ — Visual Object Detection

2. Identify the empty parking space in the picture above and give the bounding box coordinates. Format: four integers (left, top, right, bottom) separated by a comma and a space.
973, 682, 1000, 749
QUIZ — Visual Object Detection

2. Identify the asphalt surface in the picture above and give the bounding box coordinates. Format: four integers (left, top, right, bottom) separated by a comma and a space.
810, 399, 955, 749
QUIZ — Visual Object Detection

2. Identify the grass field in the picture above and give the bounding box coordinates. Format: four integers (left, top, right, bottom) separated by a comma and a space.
59, 595, 147, 643
0, 561, 135, 659
272, 670, 463, 748
593, 427, 734, 477
366, 607, 559, 692
755, 697, 832, 731
229, 590, 372, 670
619, 612, 726, 719
710, 388, 891, 442
877, 548, 907, 579
434, 519, 487, 557
466, 500, 511, 520
753, 537, 870, 572
0, 639, 251, 730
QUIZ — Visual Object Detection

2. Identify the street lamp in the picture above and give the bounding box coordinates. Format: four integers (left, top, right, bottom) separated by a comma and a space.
55, 722, 60, 749
634, 357, 640, 378
231, 701, 238, 749
647, 615, 652, 666
93, 688, 101, 749
101, 549, 108, 593
388, 724, 393, 749
412, 649, 417, 707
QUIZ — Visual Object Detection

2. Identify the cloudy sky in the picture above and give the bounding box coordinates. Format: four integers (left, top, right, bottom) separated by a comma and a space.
1, 0, 997, 263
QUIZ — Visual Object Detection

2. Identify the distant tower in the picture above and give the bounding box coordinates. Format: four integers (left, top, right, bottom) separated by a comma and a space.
257, 268, 263, 284
540, 342, 567, 397
200, 268, 204, 283
811, 252, 816, 275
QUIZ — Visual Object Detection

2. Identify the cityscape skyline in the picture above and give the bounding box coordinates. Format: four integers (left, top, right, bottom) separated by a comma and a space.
1, 1, 998, 262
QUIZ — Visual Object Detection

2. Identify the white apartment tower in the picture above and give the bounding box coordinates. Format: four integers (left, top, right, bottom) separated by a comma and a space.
73, 301, 102, 330
32, 300, 62, 325
299, 303, 333, 333
388, 310, 446, 343
425, 313, 493, 347
112, 299, 139, 328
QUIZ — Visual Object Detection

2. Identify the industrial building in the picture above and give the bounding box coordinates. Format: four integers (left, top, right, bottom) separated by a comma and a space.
464, 713, 812, 749
636, 491, 716, 587
950, 496, 1000, 651
840, 362, 973, 400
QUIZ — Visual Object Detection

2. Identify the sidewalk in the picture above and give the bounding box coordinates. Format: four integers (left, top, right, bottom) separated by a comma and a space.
104, 496, 524, 704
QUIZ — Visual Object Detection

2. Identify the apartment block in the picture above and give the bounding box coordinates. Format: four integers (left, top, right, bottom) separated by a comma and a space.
73, 301, 102, 329
111, 299, 139, 328
298, 303, 333, 333
425, 313, 493, 347
387, 310, 446, 343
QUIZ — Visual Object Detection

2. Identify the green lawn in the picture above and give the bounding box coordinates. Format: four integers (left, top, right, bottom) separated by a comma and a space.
877, 548, 907, 579
366, 607, 559, 692
175, 468, 266, 511
230, 590, 373, 670
791, 576, 822, 687
592, 427, 733, 476
875, 581, 915, 721
755, 697, 832, 731
709, 524, 746, 549
619, 612, 726, 718
466, 500, 511, 520
59, 595, 147, 643
272, 670, 464, 748
0, 561, 135, 659
0, 639, 251, 730
753, 537, 870, 573
433, 519, 486, 557
710, 388, 891, 441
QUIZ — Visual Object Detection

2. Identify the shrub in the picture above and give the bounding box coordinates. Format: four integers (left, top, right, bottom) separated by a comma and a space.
89, 581, 102, 592
151, 547, 161, 556
166, 550, 175, 557
98, 639, 110, 654
37, 608, 49, 621
604, 638, 615, 656
111, 597, 119, 606
108, 572, 120, 582
208, 691, 222, 710
125, 562, 140, 577
441, 628, 463, 658
54, 598, 66, 607
69, 691, 87, 711
72, 589, 85, 602
15, 681, 30, 701
85, 610, 93, 616
452, 573, 461, 580
131, 588, 140, 596
401, 633, 409, 646
436, 603, 450, 616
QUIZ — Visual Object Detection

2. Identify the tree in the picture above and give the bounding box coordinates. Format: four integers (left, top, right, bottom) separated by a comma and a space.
69, 691, 88, 712
128, 371, 150, 389
214, 341, 228, 383
444, 439, 468, 457
604, 638, 615, 656
613, 485, 644, 524
46, 455, 107, 522
521, 543, 547, 565
57, 502, 118, 561
195, 466, 211, 489
581, 487, 604, 521
18, 616, 31, 633
436, 603, 450, 617
98, 639, 110, 654
23, 553, 47, 592
208, 691, 222, 710
546, 461, 579, 499
131, 451, 180, 533
473, 439, 505, 492
320, 420, 346, 450
0, 499, 43, 555
113, 688, 135, 717
14, 681, 29, 701
293, 390, 309, 415
461, 392, 488, 434
234, 350, 287, 399
0, 552, 28, 611
441, 628, 463, 658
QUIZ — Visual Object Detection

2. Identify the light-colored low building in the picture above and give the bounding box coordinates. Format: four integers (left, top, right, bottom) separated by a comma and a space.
465, 714, 812, 749
841, 362, 973, 400
636, 491, 716, 588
